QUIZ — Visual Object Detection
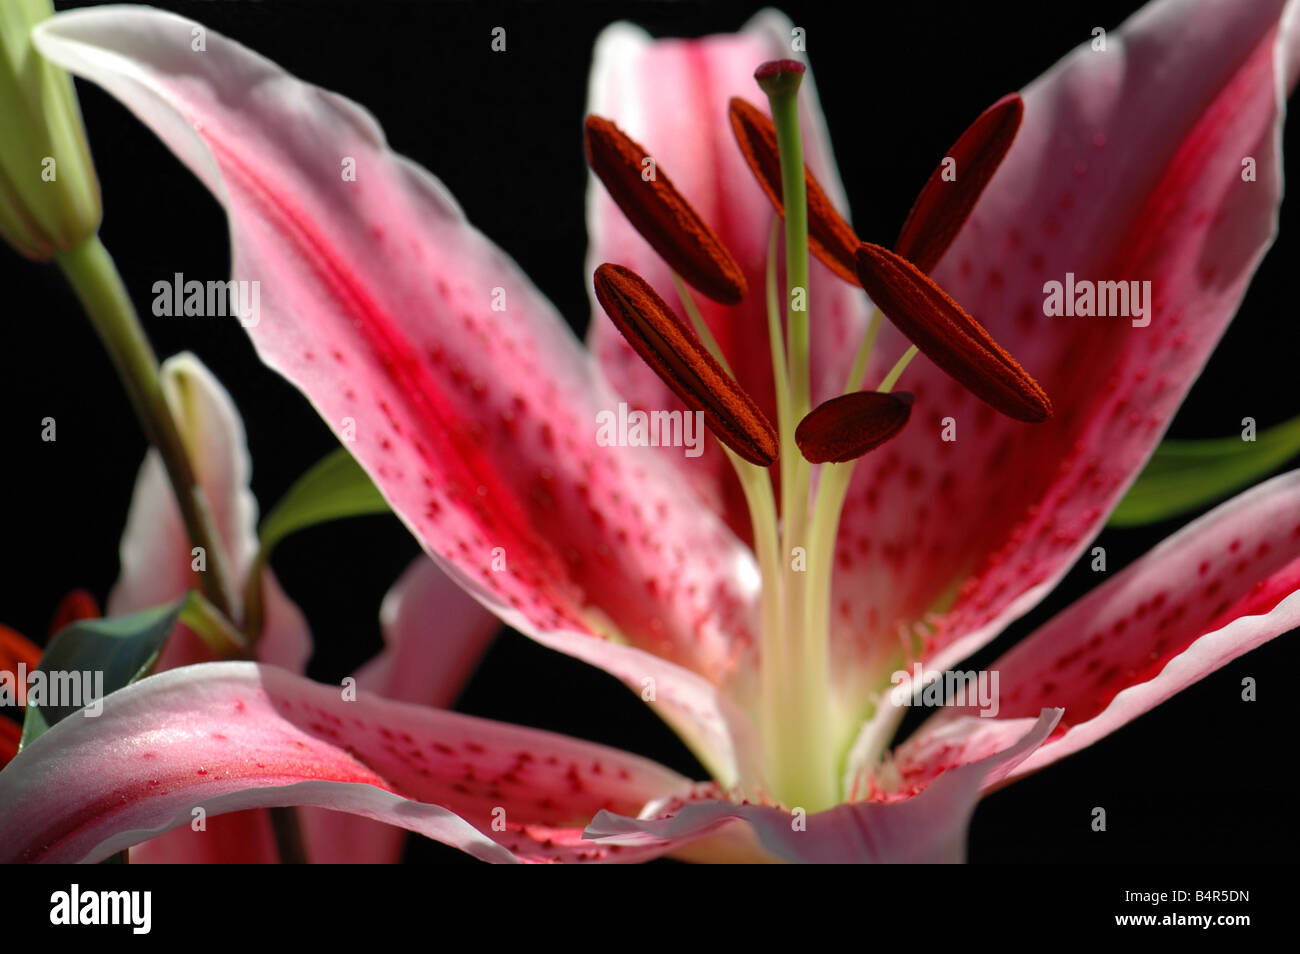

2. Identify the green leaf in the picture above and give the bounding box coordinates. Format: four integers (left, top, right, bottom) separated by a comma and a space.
257, 448, 389, 554
1109, 414, 1300, 527
243, 448, 390, 637
18, 596, 187, 750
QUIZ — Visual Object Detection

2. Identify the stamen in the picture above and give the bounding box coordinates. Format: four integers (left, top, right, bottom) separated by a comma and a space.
592, 264, 778, 465
894, 93, 1023, 274
854, 242, 1052, 423
795, 391, 914, 463
585, 116, 747, 305
728, 97, 859, 283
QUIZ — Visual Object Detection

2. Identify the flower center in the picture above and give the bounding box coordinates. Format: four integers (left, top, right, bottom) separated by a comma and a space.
586, 61, 1050, 814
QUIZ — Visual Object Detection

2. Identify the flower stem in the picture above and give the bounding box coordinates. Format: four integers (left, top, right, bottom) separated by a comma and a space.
55, 234, 237, 622
269, 806, 308, 864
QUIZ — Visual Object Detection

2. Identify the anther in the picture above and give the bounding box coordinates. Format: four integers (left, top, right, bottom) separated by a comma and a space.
796, 391, 914, 463
854, 243, 1051, 423
585, 116, 747, 305
728, 97, 860, 283
593, 264, 778, 465
894, 94, 1024, 274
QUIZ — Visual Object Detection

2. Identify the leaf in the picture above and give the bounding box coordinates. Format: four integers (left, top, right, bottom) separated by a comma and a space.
18, 596, 187, 749
258, 447, 389, 554
1109, 414, 1300, 527
243, 448, 391, 637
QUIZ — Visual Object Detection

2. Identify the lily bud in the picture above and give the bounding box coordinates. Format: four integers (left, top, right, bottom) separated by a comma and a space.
0, 0, 101, 261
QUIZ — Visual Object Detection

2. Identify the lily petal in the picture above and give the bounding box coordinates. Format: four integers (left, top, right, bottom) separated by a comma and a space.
0, 661, 695, 864
900, 470, 1300, 784
299, 556, 500, 863
107, 352, 310, 674
34, 7, 763, 785
358, 556, 500, 710
830, 0, 1300, 737
584, 10, 869, 534
585, 708, 1059, 862
103, 352, 310, 863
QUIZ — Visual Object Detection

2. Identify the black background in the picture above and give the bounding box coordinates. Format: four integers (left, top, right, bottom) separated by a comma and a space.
2, 0, 1296, 863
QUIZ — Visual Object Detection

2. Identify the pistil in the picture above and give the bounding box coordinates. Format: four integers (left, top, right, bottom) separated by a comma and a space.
753, 60, 841, 812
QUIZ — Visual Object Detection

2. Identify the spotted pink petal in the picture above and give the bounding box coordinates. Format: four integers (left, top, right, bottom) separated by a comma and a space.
34, 8, 764, 786
0, 661, 696, 864
584, 11, 871, 537
828, 0, 1300, 732
893, 470, 1300, 786
299, 556, 501, 863
585, 708, 1059, 863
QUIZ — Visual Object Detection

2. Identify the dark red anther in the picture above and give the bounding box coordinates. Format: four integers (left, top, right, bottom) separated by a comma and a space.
728, 97, 859, 282
796, 391, 914, 463
585, 116, 747, 305
854, 243, 1051, 423
592, 264, 778, 465
894, 94, 1024, 273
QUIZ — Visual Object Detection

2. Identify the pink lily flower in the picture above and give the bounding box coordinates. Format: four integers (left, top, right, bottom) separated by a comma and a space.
6, 0, 1300, 862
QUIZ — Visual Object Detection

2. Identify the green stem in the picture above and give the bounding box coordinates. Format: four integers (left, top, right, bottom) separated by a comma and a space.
180, 591, 250, 658
55, 234, 237, 621
758, 71, 838, 811
765, 218, 795, 528
269, 806, 308, 864
671, 271, 734, 376
879, 345, 919, 393
804, 459, 854, 767
843, 307, 883, 394
798, 338, 918, 802
766, 87, 811, 425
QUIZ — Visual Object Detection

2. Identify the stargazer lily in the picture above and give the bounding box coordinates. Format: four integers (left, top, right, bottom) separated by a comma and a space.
4, 0, 1300, 863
